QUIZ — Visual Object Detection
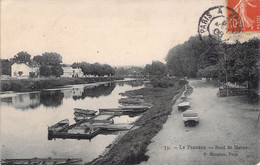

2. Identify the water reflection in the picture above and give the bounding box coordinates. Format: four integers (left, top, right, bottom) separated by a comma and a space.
12, 93, 40, 110
0, 81, 144, 163
40, 91, 64, 108
0, 83, 116, 110
72, 83, 116, 100
117, 80, 144, 87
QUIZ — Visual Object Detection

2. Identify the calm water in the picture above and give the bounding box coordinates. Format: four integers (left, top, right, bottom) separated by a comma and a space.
0, 81, 144, 163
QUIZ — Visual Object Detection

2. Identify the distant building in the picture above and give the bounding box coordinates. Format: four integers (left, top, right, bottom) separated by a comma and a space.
11, 63, 39, 79
61, 67, 84, 78
72, 68, 84, 77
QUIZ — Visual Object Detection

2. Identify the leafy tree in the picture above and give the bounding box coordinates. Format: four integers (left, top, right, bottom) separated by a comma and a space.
0, 59, 12, 75
103, 64, 115, 76
72, 62, 94, 75
166, 35, 214, 77
51, 65, 64, 77
41, 52, 62, 66
197, 65, 220, 78
221, 38, 259, 89
39, 65, 51, 77
166, 34, 259, 90
145, 61, 166, 76
33, 55, 44, 65
93, 62, 103, 76
71, 62, 115, 76
13, 51, 31, 64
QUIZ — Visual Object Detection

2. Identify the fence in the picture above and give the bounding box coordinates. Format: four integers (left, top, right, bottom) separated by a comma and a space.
218, 88, 249, 97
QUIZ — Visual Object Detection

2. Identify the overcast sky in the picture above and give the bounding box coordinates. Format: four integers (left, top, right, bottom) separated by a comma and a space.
2, 0, 225, 66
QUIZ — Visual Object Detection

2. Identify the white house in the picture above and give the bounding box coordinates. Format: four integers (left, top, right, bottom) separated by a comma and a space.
72, 68, 84, 77
11, 63, 39, 79
61, 67, 84, 78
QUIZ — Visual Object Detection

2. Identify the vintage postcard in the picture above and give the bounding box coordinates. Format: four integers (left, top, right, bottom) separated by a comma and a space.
1, 0, 259, 164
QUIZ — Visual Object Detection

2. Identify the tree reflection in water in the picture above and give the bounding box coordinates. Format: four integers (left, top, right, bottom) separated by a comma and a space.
1, 83, 117, 110
40, 91, 64, 108
72, 83, 116, 100
118, 80, 144, 87
1, 93, 41, 110
0, 81, 143, 110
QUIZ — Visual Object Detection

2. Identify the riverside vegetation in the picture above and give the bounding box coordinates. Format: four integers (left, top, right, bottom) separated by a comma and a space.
1, 77, 122, 92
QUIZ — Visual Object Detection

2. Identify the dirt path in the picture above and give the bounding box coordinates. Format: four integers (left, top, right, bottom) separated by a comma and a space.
141, 80, 259, 165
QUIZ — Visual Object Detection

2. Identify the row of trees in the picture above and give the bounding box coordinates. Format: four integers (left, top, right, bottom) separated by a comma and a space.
71, 62, 115, 77
1, 51, 116, 77
166, 35, 259, 89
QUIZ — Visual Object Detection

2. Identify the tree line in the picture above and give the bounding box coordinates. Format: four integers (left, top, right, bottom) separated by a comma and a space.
165, 35, 259, 89
0, 51, 64, 77
71, 62, 115, 77
1, 51, 115, 77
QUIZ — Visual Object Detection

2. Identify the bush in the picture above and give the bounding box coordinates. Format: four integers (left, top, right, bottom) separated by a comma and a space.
150, 76, 176, 88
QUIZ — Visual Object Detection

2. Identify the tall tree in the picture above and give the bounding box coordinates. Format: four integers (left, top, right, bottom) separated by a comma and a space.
33, 55, 44, 65
51, 65, 64, 77
41, 52, 62, 66
145, 61, 166, 76
13, 51, 31, 64
0, 59, 12, 75
39, 65, 52, 77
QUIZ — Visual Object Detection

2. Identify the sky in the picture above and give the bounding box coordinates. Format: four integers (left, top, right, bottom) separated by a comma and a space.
1, 0, 228, 66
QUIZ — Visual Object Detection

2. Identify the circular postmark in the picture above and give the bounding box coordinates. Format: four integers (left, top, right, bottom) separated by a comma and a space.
198, 6, 243, 43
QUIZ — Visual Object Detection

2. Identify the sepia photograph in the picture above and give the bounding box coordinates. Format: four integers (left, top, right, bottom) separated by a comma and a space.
0, 0, 259, 164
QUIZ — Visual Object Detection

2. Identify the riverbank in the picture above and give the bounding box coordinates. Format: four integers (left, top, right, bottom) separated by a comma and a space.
87, 80, 186, 165
0, 77, 123, 92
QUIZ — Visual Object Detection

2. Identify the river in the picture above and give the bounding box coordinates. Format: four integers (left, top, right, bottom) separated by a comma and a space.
0, 80, 144, 163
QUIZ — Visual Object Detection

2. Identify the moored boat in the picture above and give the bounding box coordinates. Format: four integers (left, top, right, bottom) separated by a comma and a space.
119, 105, 151, 111
74, 115, 89, 122
118, 98, 144, 104
74, 108, 97, 115
48, 119, 69, 132
177, 101, 190, 111
99, 105, 151, 113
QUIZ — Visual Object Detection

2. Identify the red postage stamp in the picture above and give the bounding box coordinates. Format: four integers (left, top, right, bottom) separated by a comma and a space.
227, 0, 260, 32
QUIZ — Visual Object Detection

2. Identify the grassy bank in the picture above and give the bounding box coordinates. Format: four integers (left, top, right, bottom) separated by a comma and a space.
88, 80, 186, 165
1, 77, 122, 92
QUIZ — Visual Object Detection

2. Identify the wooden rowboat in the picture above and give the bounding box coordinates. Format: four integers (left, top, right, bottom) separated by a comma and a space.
74, 115, 89, 122
74, 108, 97, 115
118, 98, 144, 104
177, 101, 190, 111
48, 119, 69, 132
99, 105, 151, 113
